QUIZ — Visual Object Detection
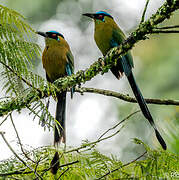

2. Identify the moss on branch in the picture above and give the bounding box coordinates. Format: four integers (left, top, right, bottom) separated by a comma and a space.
0, 1, 178, 117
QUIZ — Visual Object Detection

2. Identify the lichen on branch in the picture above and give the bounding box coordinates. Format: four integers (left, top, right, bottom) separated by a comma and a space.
0, 0, 178, 117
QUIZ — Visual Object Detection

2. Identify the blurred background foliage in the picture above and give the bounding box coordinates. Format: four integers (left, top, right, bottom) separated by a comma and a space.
0, 0, 178, 163
0, 145, 178, 179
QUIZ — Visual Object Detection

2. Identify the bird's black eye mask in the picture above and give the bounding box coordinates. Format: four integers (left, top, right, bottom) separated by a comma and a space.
95, 14, 105, 22
94, 13, 113, 22
46, 32, 64, 41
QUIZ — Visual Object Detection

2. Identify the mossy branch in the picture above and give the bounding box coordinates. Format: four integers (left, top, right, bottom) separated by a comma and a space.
0, 0, 178, 117
75, 87, 179, 106
140, 0, 150, 23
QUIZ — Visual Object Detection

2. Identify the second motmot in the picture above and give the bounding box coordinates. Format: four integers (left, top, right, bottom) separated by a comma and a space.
83, 11, 167, 150
37, 30, 74, 145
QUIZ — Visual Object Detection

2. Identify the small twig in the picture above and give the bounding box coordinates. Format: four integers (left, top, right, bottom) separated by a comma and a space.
140, 0, 150, 23
0, 131, 27, 166
0, 169, 34, 177
0, 96, 11, 100
155, 25, 179, 29
0, 160, 78, 177
0, 113, 10, 126
57, 160, 79, 168
34, 157, 42, 176
0, 131, 43, 179
75, 87, 179, 106
0, 61, 42, 94
8, 177, 21, 180
0, 168, 27, 176
66, 125, 126, 154
152, 30, 179, 33
43, 160, 79, 173
58, 167, 69, 179
10, 114, 35, 163
98, 110, 139, 140
97, 151, 147, 180
89, 110, 140, 150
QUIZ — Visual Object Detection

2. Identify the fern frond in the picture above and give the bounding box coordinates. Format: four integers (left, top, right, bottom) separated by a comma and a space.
0, 4, 35, 38
0, 40, 41, 94
28, 99, 54, 131
1, 68, 24, 96
0, 4, 42, 98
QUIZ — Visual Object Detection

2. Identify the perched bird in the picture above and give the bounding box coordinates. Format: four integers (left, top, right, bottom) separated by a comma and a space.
37, 30, 74, 174
83, 11, 167, 150
37, 31, 74, 145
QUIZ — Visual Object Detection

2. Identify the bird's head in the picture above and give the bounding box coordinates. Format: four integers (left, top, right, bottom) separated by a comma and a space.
37, 30, 65, 46
83, 11, 114, 25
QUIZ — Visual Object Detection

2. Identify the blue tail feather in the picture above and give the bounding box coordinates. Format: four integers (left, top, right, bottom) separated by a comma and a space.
66, 64, 74, 98
127, 72, 167, 150
121, 56, 166, 149
121, 56, 132, 77
55, 91, 66, 144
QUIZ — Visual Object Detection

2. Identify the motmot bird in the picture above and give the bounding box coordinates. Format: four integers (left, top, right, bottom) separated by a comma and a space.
83, 11, 167, 150
37, 30, 74, 145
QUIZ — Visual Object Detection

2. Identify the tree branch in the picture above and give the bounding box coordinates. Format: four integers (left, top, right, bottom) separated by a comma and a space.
43, 160, 79, 173
152, 30, 179, 33
0, 131, 43, 179
0, 131, 27, 166
0, 1, 178, 117
0, 113, 10, 126
0, 110, 139, 178
10, 114, 35, 163
0, 160, 79, 177
0, 61, 42, 94
66, 126, 125, 154
88, 110, 140, 150
65, 110, 139, 154
155, 25, 179, 29
140, 0, 150, 23
76, 87, 179, 106
97, 151, 147, 180
58, 167, 69, 179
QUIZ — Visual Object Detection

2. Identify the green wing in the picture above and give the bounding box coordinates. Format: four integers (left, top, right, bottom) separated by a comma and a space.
111, 28, 134, 68
66, 50, 74, 98
66, 50, 74, 75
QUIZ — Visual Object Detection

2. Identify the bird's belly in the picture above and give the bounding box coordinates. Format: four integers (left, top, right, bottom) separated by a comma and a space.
94, 32, 111, 56
42, 48, 66, 82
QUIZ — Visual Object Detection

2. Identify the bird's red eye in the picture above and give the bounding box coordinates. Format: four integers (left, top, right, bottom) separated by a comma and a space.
99, 15, 103, 19
52, 34, 56, 37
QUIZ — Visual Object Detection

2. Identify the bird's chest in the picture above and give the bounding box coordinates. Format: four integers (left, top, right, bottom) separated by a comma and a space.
42, 46, 67, 82
94, 25, 112, 56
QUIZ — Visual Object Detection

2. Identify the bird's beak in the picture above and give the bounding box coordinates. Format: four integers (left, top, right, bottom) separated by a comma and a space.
82, 13, 95, 19
36, 31, 47, 38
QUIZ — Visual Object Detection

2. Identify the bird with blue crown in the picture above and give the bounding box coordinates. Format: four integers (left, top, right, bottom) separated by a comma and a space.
83, 11, 167, 150
37, 30, 74, 174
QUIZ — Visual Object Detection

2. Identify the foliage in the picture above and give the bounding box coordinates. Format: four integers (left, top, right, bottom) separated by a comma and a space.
0, 142, 178, 179
0, 1, 179, 180
0, 4, 56, 129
